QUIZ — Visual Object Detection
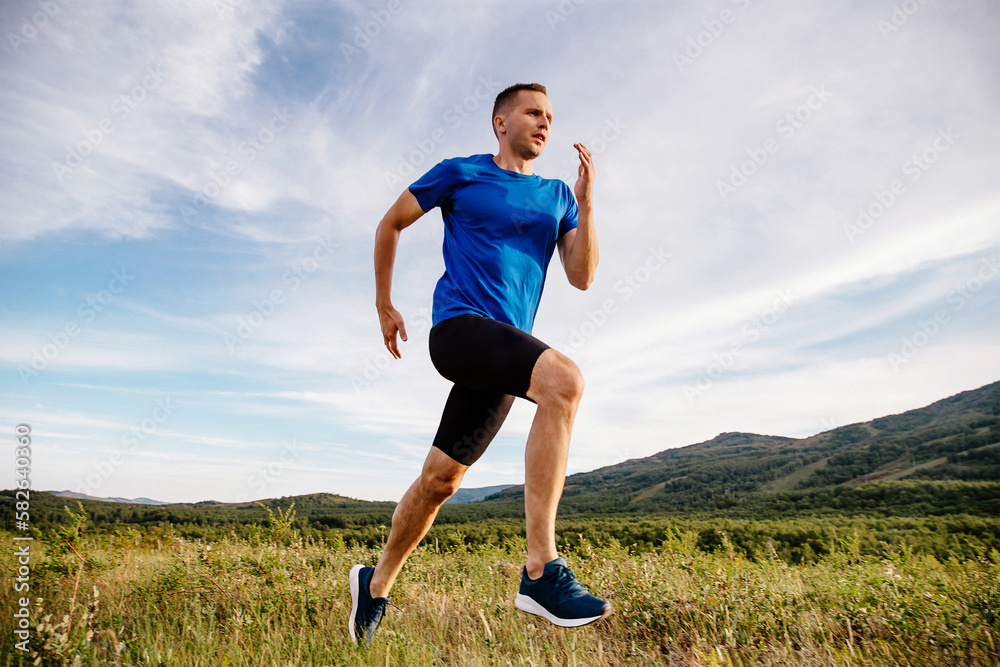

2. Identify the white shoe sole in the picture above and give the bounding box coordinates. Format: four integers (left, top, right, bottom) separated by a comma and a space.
348, 564, 363, 642
515, 593, 613, 628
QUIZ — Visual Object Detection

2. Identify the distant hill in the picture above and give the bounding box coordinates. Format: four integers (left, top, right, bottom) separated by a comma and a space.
0, 490, 397, 535
4, 381, 998, 534
46, 490, 172, 505
483, 380, 1000, 516
443, 484, 515, 505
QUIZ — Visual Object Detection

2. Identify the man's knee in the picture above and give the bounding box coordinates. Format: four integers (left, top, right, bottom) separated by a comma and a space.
530, 350, 584, 407
419, 456, 464, 503
421, 472, 461, 503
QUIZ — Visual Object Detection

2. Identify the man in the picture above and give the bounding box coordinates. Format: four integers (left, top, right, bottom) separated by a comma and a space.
350, 83, 609, 645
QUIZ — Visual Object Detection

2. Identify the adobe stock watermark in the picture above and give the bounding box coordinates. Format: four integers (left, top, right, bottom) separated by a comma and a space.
511, 186, 565, 236
558, 245, 672, 355
75, 397, 178, 495
224, 236, 340, 352
819, 416, 841, 432
51, 61, 168, 183
717, 85, 833, 201
5, 0, 72, 56
547, 115, 628, 189
339, 0, 405, 62
578, 116, 627, 159
213, 0, 248, 20
545, 0, 585, 31
673, 0, 752, 73
13, 424, 33, 654
524, 116, 628, 237
19, 267, 135, 384
234, 440, 303, 503
842, 127, 958, 243
887, 253, 998, 371
511, 115, 626, 236
878, 0, 934, 39
450, 406, 508, 466
351, 306, 433, 392
383, 76, 503, 190
179, 106, 294, 223
683, 289, 797, 403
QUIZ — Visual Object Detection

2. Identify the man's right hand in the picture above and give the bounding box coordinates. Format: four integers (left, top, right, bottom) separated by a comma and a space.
374, 189, 425, 359
377, 302, 408, 359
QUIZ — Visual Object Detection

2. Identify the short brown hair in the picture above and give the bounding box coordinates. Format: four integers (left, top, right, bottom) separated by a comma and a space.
492, 83, 547, 138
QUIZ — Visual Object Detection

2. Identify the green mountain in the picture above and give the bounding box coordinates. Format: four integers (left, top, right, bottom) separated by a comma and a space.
481, 379, 1000, 517
4, 381, 998, 540
443, 484, 516, 505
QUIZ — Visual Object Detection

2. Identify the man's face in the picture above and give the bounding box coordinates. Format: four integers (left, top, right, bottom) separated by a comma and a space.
497, 90, 553, 160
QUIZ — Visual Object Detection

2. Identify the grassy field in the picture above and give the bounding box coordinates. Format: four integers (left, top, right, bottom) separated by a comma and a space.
2, 510, 998, 666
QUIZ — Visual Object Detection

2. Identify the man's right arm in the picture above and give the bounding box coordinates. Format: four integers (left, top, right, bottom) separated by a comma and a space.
374, 188, 427, 359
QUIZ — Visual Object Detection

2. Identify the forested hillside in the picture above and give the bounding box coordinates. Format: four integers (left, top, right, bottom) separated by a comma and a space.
485, 380, 1000, 516
3, 381, 998, 559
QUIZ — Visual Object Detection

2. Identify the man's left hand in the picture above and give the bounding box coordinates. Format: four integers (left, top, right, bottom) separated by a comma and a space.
573, 143, 595, 205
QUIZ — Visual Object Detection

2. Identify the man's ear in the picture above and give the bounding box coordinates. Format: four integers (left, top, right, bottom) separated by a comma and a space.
493, 113, 505, 137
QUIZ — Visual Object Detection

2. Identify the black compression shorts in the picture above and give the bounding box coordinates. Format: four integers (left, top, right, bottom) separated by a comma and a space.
428, 314, 550, 466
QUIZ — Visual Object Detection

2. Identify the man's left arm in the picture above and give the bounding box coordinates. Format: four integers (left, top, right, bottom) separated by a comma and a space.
558, 143, 599, 290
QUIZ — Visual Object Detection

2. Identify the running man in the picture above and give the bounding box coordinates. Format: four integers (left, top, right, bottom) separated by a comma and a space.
350, 83, 610, 645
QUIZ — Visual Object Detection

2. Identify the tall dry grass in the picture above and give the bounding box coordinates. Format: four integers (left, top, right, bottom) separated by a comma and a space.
2, 511, 997, 666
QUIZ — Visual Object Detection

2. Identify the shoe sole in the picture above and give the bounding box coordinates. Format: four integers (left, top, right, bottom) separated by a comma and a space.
348, 564, 363, 643
515, 593, 613, 628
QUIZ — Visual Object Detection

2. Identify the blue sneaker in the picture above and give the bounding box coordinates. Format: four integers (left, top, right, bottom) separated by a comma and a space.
348, 564, 391, 645
515, 557, 612, 627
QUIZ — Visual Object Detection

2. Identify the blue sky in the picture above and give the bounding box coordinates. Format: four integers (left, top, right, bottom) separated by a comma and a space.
1, 0, 998, 504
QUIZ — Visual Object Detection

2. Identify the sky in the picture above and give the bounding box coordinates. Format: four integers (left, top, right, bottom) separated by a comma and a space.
1, 0, 998, 505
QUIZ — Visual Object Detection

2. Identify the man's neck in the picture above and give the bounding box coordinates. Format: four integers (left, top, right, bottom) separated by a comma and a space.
493, 149, 534, 176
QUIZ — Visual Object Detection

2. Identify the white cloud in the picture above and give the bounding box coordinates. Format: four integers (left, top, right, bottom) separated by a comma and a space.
2, 1, 998, 502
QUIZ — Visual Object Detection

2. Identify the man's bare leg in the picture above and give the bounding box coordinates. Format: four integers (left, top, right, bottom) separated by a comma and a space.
368, 447, 468, 598
523, 348, 584, 579
367, 347, 581, 593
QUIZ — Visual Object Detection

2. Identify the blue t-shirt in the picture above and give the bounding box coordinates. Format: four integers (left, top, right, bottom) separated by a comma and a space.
409, 154, 579, 333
